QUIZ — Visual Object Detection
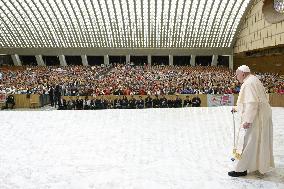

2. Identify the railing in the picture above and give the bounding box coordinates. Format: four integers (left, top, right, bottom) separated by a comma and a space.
0, 93, 283, 109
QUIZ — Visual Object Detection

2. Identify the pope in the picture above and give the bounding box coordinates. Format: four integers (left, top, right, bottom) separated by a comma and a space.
228, 65, 275, 177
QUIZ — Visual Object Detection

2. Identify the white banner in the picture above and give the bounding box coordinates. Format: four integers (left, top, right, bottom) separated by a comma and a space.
207, 94, 234, 107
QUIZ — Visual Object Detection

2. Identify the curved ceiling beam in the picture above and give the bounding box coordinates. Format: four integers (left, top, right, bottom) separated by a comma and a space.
0, 0, 252, 49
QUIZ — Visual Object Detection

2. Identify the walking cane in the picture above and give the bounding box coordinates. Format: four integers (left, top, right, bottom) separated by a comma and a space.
231, 110, 242, 161
231, 110, 236, 161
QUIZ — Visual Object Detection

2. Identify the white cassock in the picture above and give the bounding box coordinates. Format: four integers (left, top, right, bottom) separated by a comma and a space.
235, 74, 274, 174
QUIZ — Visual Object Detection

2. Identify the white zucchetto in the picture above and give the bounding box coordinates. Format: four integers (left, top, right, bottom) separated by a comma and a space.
237, 65, 251, 73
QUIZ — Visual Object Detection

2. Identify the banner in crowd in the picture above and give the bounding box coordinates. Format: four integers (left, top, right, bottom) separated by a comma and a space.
0, 93, 6, 103
207, 94, 234, 107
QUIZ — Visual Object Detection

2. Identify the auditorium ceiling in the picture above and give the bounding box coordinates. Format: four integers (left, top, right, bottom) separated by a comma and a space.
0, 0, 252, 50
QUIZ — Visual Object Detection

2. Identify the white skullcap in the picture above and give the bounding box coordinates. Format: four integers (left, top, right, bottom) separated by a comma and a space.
237, 65, 250, 73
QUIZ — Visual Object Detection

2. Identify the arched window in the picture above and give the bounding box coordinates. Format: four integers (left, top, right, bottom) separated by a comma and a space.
274, 0, 284, 13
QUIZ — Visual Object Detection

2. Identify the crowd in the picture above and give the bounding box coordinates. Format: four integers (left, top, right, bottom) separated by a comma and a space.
0, 64, 283, 98
0, 65, 110, 95
56, 94, 202, 110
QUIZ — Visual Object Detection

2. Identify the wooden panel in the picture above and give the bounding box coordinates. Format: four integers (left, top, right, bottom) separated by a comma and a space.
13, 94, 40, 108
269, 93, 284, 107
0, 102, 5, 109
233, 53, 284, 74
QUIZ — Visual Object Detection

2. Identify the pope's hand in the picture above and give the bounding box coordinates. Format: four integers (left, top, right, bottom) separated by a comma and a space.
243, 122, 252, 129
231, 107, 237, 113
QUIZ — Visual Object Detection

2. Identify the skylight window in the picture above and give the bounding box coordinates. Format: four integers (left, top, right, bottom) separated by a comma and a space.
0, 0, 251, 48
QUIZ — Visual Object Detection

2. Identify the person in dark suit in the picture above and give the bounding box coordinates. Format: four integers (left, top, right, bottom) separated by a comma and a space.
160, 95, 168, 108
90, 99, 95, 110
95, 97, 103, 109
174, 95, 183, 108
191, 94, 201, 107
75, 97, 84, 110
121, 96, 129, 109
113, 96, 122, 109
145, 95, 153, 108
2, 95, 15, 109
136, 96, 144, 109
183, 96, 192, 107
129, 96, 137, 109
61, 99, 67, 110
107, 99, 113, 109
84, 96, 91, 110
54, 84, 62, 108
48, 85, 54, 107
101, 97, 108, 109
67, 100, 75, 110
167, 98, 174, 108
152, 95, 160, 108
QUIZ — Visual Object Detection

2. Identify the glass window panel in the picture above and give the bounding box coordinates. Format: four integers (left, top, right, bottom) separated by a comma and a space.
0, 0, 251, 48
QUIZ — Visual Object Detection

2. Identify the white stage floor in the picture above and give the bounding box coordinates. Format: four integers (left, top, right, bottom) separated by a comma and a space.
0, 107, 283, 189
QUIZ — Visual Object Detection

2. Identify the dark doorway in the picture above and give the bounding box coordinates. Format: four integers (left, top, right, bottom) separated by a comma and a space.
130, 56, 147, 66
195, 56, 212, 66
19, 56, 37, 66
0, 55, 13, 66
173, 56, 191, 66
151, 56, 169, 66
109, 56, 126, 65
42, 56, 60, 66
65, 56, 82, 66
87, 56, 104, 66
217, 56, 229, 67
